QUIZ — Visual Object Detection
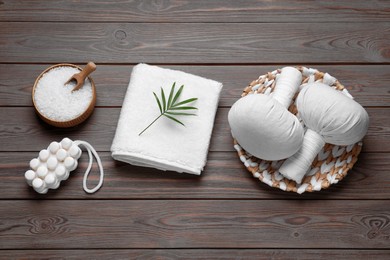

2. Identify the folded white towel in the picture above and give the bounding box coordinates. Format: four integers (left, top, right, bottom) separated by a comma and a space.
111, 64, 223, 175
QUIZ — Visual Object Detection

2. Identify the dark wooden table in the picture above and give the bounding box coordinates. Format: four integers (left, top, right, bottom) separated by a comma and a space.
1, 1, 389, 259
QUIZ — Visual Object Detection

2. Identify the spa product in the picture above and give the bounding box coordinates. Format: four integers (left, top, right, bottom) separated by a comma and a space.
32, 63, 97, 127
25, 138, 104, 194
111, 63, 223, 175
279, 82, 369, 183
228, 67, 304, 161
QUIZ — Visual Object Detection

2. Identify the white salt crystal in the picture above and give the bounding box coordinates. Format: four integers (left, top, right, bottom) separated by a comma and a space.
34, 66, 93, 122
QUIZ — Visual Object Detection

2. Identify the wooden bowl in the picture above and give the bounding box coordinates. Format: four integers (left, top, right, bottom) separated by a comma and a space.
32, 63, 97, 128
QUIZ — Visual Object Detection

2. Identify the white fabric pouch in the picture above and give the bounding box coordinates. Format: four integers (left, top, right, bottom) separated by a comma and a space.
111, 64, 223, 175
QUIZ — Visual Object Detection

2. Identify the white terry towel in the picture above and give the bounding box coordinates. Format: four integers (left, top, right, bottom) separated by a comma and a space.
111, 64, 223, 175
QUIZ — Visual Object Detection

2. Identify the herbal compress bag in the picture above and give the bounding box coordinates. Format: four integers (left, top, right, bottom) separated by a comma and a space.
228, 67, 304, 161
279, 82, 369, 183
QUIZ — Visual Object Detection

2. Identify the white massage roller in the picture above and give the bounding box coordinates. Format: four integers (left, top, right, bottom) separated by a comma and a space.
24, 138, 104, 194
279, 82, 369, 183
228, 67, 304, 161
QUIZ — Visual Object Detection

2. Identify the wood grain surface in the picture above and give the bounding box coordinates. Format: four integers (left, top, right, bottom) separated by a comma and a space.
1, 22, 389, 63
1, 0, 389, 257
0, 200, 389, 249
0, 152, 388, 200
1, 0, 389, 23
1, 64, 389, 107
1, 249, 389, 260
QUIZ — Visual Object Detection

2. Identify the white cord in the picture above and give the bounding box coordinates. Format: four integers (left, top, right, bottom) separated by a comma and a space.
74, 140, 104, 193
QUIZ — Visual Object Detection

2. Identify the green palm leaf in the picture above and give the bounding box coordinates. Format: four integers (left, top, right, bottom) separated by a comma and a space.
165, 112, 197, 116
153, 92, 162, 114
170, 106, 198, 110
171, 84, 184, 106
164, 114, 185, 126
172, 97, 198, 107
161, 87, 166, 112
139, 83, 198, 135
167, 82, 176, 108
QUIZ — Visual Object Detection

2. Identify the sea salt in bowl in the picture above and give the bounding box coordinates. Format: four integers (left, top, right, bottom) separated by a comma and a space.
32, 64, 96, 127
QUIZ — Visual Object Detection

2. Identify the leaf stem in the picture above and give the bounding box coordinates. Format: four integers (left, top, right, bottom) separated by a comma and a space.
138, 114, 163, 136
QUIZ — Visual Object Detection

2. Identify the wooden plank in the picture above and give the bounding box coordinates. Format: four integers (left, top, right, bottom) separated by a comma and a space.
1, 22, 389, 64
1, 64, 389, 107
0, 200, 389, 249
1, 152, 389, 200
0, 249, 389, 259
0, 107, 387, 152
1, 0, 389, 23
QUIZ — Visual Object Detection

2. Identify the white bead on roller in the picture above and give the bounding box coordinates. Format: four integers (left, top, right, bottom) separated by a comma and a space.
69, 144, 82, 159
56, 148, 68, 161
32, 178, 48, 194
36, 166, 48, 178
64, 157, 77, 171
49, 141, 60, 154
25, 170, 36, 186
32, 178, 44, 189
61, 137, 73, 150
44, 173, 59, 189
55, 165, 67, 180
47, 157, 58, 171
39, 149, 50, 162
25, 138, 104, 194
29, 158, 40, 171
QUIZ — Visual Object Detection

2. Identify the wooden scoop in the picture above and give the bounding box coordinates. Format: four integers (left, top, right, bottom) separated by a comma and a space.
65, 62, 96, 92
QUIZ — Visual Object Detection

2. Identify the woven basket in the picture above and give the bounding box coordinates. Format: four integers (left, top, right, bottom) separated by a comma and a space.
233, 67, 362, 194
32, 64, 96, 128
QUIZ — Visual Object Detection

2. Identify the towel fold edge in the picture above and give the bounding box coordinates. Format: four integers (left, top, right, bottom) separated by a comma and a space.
112, 151, 201, 175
